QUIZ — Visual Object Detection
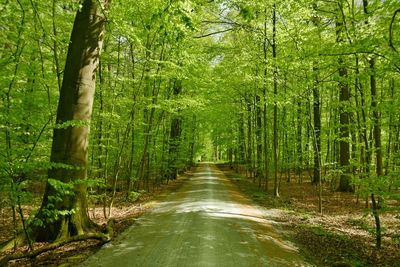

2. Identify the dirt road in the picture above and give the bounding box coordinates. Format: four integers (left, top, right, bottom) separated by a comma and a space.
82, 163, 311, 267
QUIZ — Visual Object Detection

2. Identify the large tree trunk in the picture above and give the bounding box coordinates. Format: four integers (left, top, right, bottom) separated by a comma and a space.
35, 0, 111, 242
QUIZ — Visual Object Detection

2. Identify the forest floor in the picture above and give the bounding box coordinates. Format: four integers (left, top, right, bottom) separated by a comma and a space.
0, 174, 190, 266
1, 164, 399, 266
217, 164, 400, 267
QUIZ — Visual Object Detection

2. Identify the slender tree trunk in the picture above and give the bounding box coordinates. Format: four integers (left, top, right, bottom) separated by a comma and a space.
127, 42, 137, 193
255, 94, 262, 188
363, 0, 382, 248
238, 106, 246, 166
311, 6, 322, 185
137, 35, 166, 190
262, 7, 269, 191
246, 95, 253, 179
188, 115, 197, 168
252, 95, 256, 182
283, 74, 289, 183
52, 0, 61, 91
385, 79, 394, 175
297, 100, 303, 183
369, 61, 382, 174
167, 80, 183, 180
370, 56, 382, 249
313, 64, 321, 185
272, 3, 279, 197
354, 55, 370, 206
336, 3, 352, 192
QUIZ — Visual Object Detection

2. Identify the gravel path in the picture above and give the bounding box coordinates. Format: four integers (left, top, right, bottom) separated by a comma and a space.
81, 163, 311, 267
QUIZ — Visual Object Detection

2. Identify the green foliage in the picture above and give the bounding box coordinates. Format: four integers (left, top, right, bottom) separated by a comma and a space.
347, 217, 375, 235
393, 233, 400, 246
251, 191, 266, 201
0, 0, 400, 253
39, 204, 76, 224
34, 179, 77, 223
325, 168, 343, 191
300, 224, 345, 240
238, 5, 253, 22
354, 174, 400, 207
127, 191, 141, 203
48, 179, 74, 197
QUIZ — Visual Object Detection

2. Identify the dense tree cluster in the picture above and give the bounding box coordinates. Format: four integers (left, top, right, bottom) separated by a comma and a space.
0, 0, 399, 252
205, 0, 400, 248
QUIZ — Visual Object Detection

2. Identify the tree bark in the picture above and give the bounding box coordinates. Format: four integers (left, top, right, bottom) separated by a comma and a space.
187, 115, 197, 168
263, 8, 269, 190
246, 94, 253, 178
364, 0, 382, 249
272, 3, 279, 197
255, 94, 263, 187
312, 64, 321, 185
238, 105, 246, 165
311, 5, 322, 185
167, 80, 183, 180
34, 0, 111, 242
297, 100, 303, 182
336, 2, 352, 192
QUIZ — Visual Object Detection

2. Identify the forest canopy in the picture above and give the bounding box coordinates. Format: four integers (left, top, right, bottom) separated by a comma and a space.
0, 0, 399, 263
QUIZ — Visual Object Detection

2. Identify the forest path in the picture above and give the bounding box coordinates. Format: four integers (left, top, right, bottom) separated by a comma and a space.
81, 163, 310, 267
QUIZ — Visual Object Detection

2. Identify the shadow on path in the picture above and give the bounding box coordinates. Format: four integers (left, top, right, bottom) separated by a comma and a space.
81, 163, 312, 267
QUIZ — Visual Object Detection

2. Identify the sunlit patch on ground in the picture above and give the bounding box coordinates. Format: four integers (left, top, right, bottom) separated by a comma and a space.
219, 164, 400, 267
81, 163, 312, 267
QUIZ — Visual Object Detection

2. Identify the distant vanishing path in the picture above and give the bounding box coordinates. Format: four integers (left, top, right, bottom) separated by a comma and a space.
82, 163, 311, 267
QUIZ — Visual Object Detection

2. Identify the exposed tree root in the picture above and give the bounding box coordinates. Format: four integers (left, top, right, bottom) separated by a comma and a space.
0, 233, 111, 267
0, 219, 114, 266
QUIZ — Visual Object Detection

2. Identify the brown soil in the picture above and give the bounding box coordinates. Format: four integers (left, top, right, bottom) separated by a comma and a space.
0, 173, 190, 267
217, 164, 400, 267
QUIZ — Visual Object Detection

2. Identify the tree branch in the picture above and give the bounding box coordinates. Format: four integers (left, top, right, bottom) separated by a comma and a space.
319, 51, 400, 72
193, 28, 234, 38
